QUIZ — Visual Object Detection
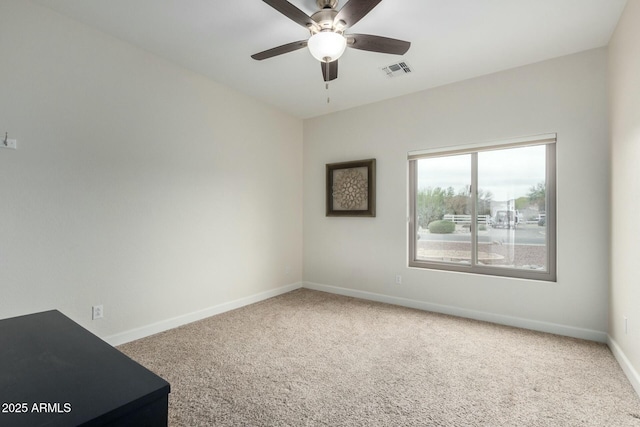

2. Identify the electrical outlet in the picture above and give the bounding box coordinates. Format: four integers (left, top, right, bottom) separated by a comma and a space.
395, 275, 402, 285
92, 305, 104, 320
624, 316, 628, 334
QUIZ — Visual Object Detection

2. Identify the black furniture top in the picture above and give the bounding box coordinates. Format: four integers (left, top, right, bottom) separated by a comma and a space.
0, 310, 170, 427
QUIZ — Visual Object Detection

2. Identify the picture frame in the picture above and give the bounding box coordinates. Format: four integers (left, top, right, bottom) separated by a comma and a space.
326, 158, 376, 217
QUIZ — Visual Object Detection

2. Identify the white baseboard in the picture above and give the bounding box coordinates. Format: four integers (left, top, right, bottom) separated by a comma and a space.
103, 280, 638, 399
105, 282, 303, 347
303, 281, 608, 343
608, 336, 640, 398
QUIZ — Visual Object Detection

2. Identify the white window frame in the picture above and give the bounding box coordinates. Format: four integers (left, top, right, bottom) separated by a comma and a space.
408, 134, 557, 282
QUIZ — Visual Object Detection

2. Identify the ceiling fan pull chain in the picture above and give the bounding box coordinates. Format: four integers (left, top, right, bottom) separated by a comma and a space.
325, 61, 331, 103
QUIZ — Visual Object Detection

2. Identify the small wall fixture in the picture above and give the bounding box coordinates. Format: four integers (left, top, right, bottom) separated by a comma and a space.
1, 132, 17, 150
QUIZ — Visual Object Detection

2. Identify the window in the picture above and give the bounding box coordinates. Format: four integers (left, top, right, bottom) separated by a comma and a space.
408, 135, 556, 281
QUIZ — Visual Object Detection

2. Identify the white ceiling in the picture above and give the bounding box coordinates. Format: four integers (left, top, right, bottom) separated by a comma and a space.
33, 0, 627, 119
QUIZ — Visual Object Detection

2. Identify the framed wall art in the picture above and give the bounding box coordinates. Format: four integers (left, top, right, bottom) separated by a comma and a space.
326, 158, 376, 217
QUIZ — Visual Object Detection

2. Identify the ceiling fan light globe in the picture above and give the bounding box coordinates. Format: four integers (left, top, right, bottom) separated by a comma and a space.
308, 31, 346, 62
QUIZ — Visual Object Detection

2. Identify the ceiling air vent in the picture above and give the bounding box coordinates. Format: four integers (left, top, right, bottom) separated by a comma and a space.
381, 61, 412, 78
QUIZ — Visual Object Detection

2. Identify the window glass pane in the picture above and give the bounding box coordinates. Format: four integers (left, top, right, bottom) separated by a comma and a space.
477, 145, 547, 271
416, 154, 472, 265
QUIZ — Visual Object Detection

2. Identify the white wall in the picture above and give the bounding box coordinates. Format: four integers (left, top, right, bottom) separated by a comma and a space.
304, 48, 610, 341
0, 0, 303, 340
609, 0, 640, 393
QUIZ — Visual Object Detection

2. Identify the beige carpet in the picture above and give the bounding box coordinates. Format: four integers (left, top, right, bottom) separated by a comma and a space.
118, 289, 640, 426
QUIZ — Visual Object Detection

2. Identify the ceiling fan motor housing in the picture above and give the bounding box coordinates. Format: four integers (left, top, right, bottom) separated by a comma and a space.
316, 0, 338, 9
310, 8, 341, 34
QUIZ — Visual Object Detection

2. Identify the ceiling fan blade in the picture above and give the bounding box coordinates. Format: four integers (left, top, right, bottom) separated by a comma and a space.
346, 34, 410, 55
262, 0, 319, 30
251, 40, 308, 60
321, 60, 338, 82
334, 0, 383, 28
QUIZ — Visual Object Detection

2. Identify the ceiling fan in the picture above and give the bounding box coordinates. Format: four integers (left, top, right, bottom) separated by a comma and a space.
251, 0, 411, 82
